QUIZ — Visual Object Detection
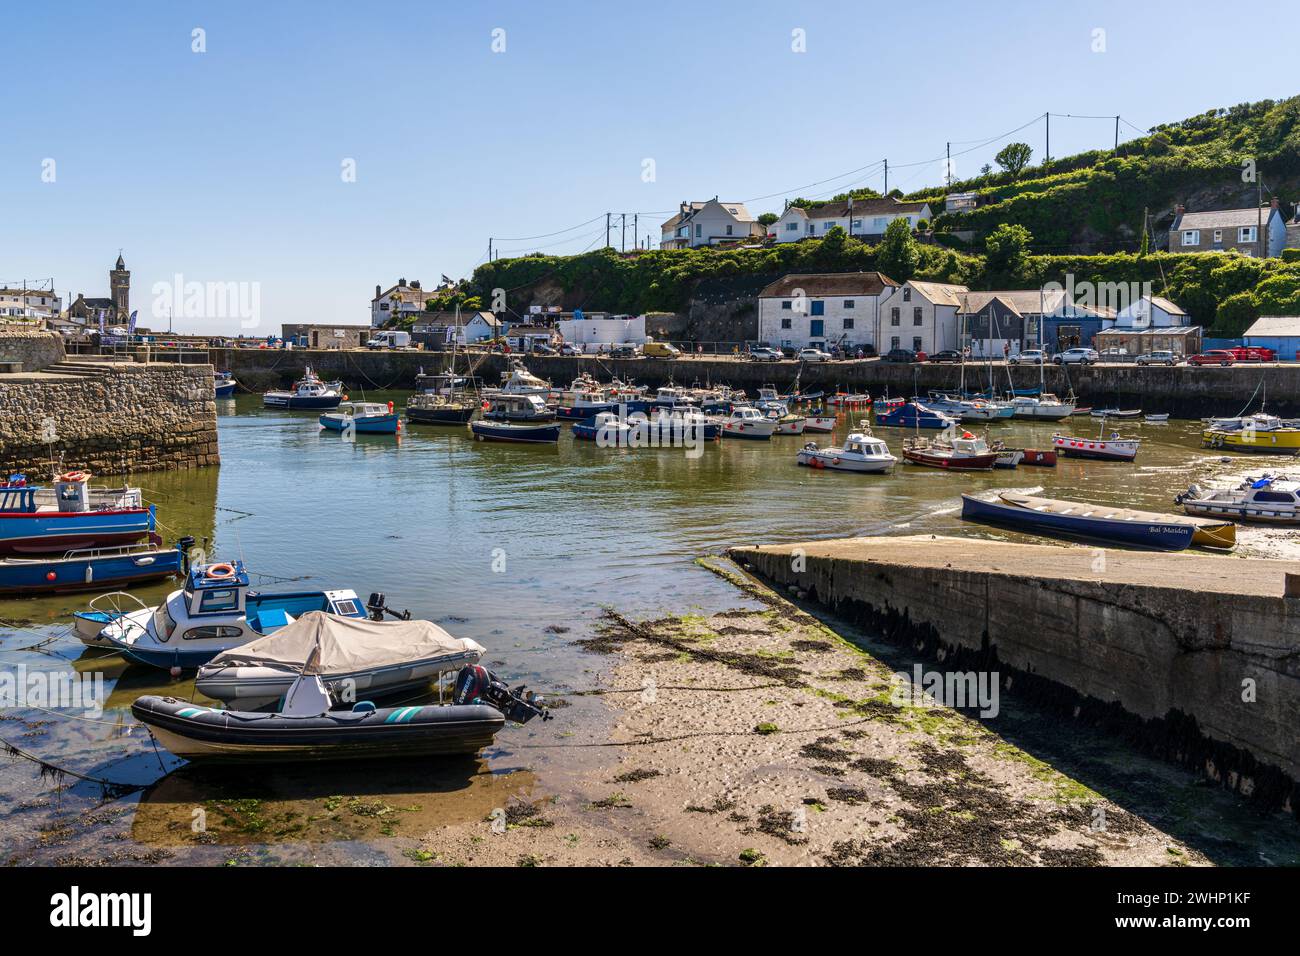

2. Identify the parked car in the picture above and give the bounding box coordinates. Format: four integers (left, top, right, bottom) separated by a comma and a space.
1008, 349, 1046, 366
609, 344, 639, 358
798, 347, 832, 363
1053, 347, 1099, 366
883, 348, 920, 363
1186, 350, 1236, 367
928, 349, 962, 363
531, 342, 556, 355
748, 347, 782, 362
1135, 350, 1176, 366
559, 343, 580, 356
1229, 346, 1275, 362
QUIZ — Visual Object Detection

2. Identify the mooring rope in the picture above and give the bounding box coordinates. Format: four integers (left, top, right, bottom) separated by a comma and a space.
0, 734, 150, 797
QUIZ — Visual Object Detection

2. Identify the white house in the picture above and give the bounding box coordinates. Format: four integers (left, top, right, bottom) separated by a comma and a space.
1105, 295, 1189, 330
557, 314, 647, 352
1169, 200, 1287, 257
0, 288, 62, 321
769, 198, 933, 244
411, 311, 501, 346
882, 281, 969, 355
660, 199, 765, 249
757, 272, 899, 353
371, 279, 430, 327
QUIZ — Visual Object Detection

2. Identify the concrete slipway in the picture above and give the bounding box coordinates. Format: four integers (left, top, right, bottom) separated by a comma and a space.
729, 536, 1300, 817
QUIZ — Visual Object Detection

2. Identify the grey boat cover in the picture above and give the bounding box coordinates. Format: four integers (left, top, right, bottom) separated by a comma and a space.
206, 611, 485, 676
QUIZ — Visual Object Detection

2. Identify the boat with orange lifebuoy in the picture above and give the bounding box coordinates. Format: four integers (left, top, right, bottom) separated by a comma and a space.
0, 471, 154, 555
902, 431, 999, 471
796, 431, 896, 473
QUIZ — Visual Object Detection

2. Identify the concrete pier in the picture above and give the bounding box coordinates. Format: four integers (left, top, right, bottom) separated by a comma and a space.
729, 535, 1300, 816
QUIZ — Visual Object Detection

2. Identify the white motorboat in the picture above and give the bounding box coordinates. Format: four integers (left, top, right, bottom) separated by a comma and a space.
1052, 429, 1140, 462
1008, 393, 1076, 421
1176, 475, 1300, 524
797, 432, 896, 473
718, 406, 777, 440
802, 412, 838, 433
195, 611, 486, 710
488, 362, 553, 399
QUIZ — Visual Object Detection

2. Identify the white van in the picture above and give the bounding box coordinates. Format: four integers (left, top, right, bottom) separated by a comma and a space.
367, 330, 411, 349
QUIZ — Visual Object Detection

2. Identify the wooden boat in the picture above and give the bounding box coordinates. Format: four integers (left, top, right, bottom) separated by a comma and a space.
0, 538, 183, 597
1052, 430, 1140, 462
0, 473, 155, 555
406, 392, 477, 425
876, 401, 955, 430
1018, 448, 1057, 467
319, 401, 400, 434
263, 367, 343, 409
468, 420, 560, 443
961, 492, 1235, 551
902, 433, 999, 471
1177, 475, 1300, 524
796, 431, 896, 473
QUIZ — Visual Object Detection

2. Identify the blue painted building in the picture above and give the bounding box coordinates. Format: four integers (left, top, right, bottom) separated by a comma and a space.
1243, 316, 1300, 361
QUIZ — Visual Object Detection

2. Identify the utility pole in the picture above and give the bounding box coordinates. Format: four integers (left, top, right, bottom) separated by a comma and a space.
883, 158, 888, 196
488, 238, 493, 262
605, 213, 611, 248
1045, 112, 1050, 164
945, 142, 951, 188
621, 213, 626, 251
1114, 115, 1120, 150
633, 214, 638, 248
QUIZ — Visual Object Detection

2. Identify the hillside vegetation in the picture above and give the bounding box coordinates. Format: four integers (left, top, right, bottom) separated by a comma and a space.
429, 97, 1300, 336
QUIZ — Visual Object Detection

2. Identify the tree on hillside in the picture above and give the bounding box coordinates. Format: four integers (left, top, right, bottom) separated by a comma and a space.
994, 142, 1033, 178
757, 212, 778, 226
983, 223, 1032, 282
877, 218, 919, 282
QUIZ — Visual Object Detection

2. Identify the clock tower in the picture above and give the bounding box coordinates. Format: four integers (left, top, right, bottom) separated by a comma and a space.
109, 252, 130, 319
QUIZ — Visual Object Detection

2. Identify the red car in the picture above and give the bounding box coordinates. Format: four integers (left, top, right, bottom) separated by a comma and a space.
1186, 350, 1237, 367
1229, 346, 1275, 362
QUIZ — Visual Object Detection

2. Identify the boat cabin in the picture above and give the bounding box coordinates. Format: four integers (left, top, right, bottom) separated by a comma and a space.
487, 394, 551, 418
179, 561, 367, 634
337, 402, 392, 419
844, 435, 891, 457
950, 436, 989, 455
729, 406, 766, 423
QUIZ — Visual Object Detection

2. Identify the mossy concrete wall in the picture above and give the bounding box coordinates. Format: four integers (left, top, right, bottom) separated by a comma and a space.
730, 535, 1300, 817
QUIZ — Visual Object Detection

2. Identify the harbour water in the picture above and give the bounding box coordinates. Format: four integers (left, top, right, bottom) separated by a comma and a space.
3, 394, 1298, 864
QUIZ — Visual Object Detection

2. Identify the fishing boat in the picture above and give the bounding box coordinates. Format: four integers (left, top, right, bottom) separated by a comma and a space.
263, 367, 343, 410
825, 392, 871, 409
649, 386, 698, 411
1176, 475, 1300, 524
572, 411, 636, 445
195, 610, 487, 711
718, 406, 777, 440
1052, 429, 1140, 462
554, 389, 619, 420
1202, 421, 1300, 453
406, 392, 477, 425
0, 473, 155, 555
483, 393, 556, 423
875, 401, 956, 430
801, 409, 838, 433
924, 391, 1014, 421
133, 657, 548, 763
213, 370, 237, 398
902, 432, 999, 471
319, 401, 400, 434
796, 431, 896, 473
0, 538, 184, 597
468, 420, 560, 443
86, 559, 370, 669
1090, 408, 1143, 419
1144, 413, 1170, 423
961, 492, 1235, 551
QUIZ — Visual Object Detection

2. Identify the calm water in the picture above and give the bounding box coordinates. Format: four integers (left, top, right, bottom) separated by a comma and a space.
1, 395, 1291, 863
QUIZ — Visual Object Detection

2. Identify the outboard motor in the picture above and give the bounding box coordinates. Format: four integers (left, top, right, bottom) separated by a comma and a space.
454, 664, 551, 724
366, 592, 412, 621
177, 536, 196, 573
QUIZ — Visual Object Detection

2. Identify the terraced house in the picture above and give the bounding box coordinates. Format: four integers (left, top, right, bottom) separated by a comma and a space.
1168, 199, 1287, 257
660, 199, 764, 249
768, 197, 933, 243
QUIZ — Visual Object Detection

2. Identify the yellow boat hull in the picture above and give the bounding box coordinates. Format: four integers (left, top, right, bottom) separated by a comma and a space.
1202, 429, 1300, 453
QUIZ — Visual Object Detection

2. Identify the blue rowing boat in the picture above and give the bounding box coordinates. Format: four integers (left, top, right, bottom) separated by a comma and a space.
959, 492, 1218, 551
0, 539, 184, 596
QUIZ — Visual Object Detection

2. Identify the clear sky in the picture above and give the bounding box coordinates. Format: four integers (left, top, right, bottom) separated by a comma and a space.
3, 0, 1292, 334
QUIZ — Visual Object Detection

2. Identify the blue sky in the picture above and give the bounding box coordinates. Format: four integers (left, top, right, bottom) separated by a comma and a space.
2, 0, 1292, 332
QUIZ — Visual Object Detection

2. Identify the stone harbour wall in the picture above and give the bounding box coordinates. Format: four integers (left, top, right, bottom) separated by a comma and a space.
0, 363, 219, 474
0, 329, 65, 372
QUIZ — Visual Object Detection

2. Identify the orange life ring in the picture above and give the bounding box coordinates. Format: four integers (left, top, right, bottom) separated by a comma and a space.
58, 470, 90, 483
205, 563, 236, 580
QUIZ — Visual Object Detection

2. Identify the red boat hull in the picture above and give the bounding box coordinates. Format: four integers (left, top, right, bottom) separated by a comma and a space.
1020, 449, 1057, 467
902, 450, 998, 471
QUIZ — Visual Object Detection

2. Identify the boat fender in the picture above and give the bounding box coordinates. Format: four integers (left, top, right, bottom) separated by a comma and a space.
352, 701, 376, 713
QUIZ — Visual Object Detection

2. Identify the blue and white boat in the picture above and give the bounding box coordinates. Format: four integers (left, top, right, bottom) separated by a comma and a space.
923, 391, 1014, 421
959, 492, 1233, 551
319, 401, 400, 434
86, 559, 369, 669
875, 401, 956, 430
263, 367, 344, 410
554, 389, 619, 421
0, 538, 183, 597
468, 420, 561, 443
572, 411, 637, 445
214, 370, 238, 398
0, 473, 154, 555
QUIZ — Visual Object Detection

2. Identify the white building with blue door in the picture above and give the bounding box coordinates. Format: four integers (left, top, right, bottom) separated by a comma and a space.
757, 272, 900, 352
